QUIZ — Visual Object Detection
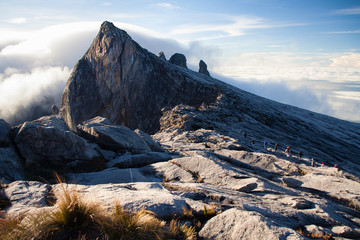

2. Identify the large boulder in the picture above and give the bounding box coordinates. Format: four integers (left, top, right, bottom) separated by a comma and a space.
60, 21, 219, 133
199, 208, 303, 240
0, 147, 24, 182
77, 116, 151, 154
134, 129, 165, 152
0, 119, 11, 147
14, 116, 105, 173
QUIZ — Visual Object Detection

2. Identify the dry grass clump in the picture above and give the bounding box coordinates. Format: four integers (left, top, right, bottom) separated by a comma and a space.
0, 177, 196, 240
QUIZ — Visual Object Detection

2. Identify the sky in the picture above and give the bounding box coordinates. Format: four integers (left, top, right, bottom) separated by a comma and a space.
0, 0, 360, 123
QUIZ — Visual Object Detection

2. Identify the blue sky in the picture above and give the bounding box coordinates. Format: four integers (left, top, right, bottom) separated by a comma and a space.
0, 0, 359, 122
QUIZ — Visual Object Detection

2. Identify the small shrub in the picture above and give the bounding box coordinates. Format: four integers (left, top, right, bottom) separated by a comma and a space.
0, 176, 198, 240
167, 219, 196, 240
100, 202, 165, 240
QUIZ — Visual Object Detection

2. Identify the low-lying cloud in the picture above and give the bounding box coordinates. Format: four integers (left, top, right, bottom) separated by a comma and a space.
0, 21, 359, 125
0, 66, 71, 124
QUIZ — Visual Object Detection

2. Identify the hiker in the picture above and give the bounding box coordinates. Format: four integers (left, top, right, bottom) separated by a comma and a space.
311, 158, 315, 167
285, 146, 290, 157
264, 140, 268, 150
321, 162, 324, 167
274, 143, 278, 152
298, 150, 303, 160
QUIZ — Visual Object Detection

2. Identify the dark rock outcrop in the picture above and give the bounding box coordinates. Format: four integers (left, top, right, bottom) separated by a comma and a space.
157, 51, 166, 61
0, 148, 24, 182
169, 53, 188, 68
0, 119, 11, 147
199, 60, 210, 76
14, 116, 105, 173
60, 21, 218, 133
77, 116, 151, 154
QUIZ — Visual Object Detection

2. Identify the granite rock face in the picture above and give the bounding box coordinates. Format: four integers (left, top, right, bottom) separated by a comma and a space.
198, 208, 302, 240
77, 116, 151, 154
169, 53, 188, 68
60, 21, 219, 133
0, 148, 24, 183
0, 119, 11, 147
157, 51, 166, 61
2, 21, 360, 239
14, 115, 105, 172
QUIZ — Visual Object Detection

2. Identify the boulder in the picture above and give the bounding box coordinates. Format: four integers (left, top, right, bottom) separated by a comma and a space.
331, 226, 360, 239
0, 147, 24, 182
134, 129, 165, 152
60, 21, 218, 133
199, 59, 210, 76
77, 116, 151, 154
198, 208, 303, 240
280, 177, 303, 188
169, 53, 188, 68
0, 119, 11, 147
15, 115, 105, 172
291, 198, 313, 209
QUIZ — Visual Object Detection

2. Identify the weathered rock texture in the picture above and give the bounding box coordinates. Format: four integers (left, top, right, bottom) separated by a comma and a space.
157, 51, 166, 61
2, 21, 360, 239
199, 59, 210, 76
77, 116, 151, 153
169, 53, 188, 68
0, 119, 11, 147
0, 148, 24, 182
60, 21, 218, 133
14, 116, 105, 172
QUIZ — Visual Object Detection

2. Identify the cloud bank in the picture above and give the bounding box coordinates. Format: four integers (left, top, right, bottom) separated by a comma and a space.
0, 21, 359, 125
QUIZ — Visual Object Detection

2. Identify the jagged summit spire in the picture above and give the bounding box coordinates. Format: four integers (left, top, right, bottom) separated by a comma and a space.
101, 21, 115, 29
60, 22, 219, 133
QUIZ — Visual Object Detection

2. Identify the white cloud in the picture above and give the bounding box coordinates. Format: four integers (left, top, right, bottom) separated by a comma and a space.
332, 7, 360, 15
5, 17, 27, 24
0, 66, 71, 122
326, 29, 360, 34
330, 53, 360, 68
153, 3, 180, 10
0, 22, 100, 56
170, 14, 305, 42
0, 21, 358, 124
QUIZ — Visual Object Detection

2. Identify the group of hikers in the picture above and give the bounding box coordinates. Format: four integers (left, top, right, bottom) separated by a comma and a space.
242, 130, 335, 168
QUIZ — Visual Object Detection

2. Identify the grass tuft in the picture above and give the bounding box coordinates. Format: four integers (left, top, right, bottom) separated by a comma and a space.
0, 175, 198, 240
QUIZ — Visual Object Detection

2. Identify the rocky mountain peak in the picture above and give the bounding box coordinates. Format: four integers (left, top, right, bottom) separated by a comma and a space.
169, 53, 188, 68
157, 51, 166, 61
1, 21, 360, 239
100, 20, 117, 32
60, 21, 219, 133
199, 59, 210, 76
